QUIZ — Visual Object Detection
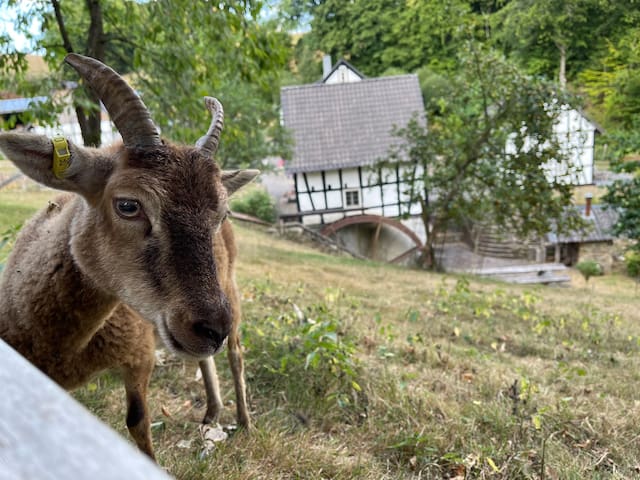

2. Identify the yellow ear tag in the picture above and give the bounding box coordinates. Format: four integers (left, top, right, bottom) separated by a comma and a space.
52, 136, 71, 179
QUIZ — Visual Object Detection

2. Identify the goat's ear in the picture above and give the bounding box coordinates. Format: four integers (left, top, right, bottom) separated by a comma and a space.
0, 132, 113, 201
221, 169, 260, 196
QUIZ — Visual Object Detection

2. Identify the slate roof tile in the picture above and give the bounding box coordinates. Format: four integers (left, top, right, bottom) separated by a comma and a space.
281, 74, 425, 173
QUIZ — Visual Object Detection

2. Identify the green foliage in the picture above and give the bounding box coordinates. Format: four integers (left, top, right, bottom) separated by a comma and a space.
0, 0, 291, 165
490, 0, 630, 82
243, 287, 363, 418
434, 278, 628, 355
281, 0, 640, 152
625, 250, 640, 279
229, 186, 277, 224
576, 260, 603, 284
281, 0, 471, 78
416, 66, 453, 116
380, 43, 583, 268
580, 28, 640, 129
0, 224, 21, 272
601, 118, 640, 246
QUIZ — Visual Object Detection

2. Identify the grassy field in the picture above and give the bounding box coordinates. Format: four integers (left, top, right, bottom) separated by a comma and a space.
2, 182, 640, 478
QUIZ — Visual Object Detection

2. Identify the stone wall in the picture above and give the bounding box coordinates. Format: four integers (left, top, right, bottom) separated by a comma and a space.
579, 241, 614, 272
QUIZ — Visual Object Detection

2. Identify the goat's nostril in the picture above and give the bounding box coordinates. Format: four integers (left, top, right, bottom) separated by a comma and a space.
193, 322, 226, 345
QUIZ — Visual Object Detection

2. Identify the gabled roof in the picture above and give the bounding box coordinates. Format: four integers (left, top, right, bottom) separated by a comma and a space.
321, 59, 365, 83
281, 74, 424, 174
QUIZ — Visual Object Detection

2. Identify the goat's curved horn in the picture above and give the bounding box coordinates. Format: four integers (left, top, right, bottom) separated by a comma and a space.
64, 53, 161, 148
196, 97, 224, 158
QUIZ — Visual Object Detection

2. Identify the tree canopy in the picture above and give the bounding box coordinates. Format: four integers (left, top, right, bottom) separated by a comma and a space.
379, 46, 584, 267
0, 0, 290, 167
281, 0, 640, 131
279, 0, 640, 253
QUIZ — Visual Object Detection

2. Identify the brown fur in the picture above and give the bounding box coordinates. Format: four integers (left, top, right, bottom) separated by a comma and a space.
0, 138, 255, 459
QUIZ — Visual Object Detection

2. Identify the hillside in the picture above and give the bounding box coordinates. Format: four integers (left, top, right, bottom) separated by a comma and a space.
2, 185, 640, 478
87, 222, 640, 478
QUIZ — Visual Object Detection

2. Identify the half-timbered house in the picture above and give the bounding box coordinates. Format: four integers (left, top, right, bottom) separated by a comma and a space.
280, 60, 426, 232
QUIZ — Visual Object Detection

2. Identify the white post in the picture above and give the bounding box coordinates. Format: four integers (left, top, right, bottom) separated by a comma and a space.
0, 339, 172, 480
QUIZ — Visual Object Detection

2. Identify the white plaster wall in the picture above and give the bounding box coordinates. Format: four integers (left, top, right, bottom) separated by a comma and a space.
324, 65, 362, 84
34, 119, 119, 146
552, 108, 594, 184
341, 169, 360, 189
505, 107, 595, 186
297, 166, 422, 226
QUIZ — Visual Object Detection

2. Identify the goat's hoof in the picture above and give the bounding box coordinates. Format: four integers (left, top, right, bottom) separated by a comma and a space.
238, 418, 253, 433
201, 414, 216, 425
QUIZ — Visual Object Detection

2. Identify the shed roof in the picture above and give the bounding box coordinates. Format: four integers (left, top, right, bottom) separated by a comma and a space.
547, 204, 619, 244
281, 74, 425, 174
0, 96, 47, 115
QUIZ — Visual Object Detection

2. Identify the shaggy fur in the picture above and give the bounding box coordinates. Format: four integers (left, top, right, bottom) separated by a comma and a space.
0, 137, 256, 459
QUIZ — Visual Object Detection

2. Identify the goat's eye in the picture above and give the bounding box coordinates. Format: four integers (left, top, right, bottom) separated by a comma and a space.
114, 198, 142, 219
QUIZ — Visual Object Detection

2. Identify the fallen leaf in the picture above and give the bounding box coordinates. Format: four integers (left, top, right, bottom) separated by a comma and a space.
292, 302, 305, 322
200, 423, 228, 442
161, 405, 172, 417
154, 349, 167, 366
199, 423, 229, 455
409, 456, 417, 469
450, 463, 466, 477
195, 367, 203, 382
177, 439, 192, 449
486, 457, 500, 472
462, 372, 474, 383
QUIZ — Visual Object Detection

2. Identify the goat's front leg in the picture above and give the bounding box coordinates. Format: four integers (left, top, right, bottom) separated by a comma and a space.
227, 327, 251, 429
122, 357, 155, 460
199, 356, 224, 424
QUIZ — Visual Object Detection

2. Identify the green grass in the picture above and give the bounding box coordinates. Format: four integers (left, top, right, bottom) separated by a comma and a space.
0, 169, 58, 263
3, 187, 640, 478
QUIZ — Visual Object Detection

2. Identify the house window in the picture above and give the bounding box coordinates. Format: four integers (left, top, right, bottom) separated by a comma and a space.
344, 189, 360, 207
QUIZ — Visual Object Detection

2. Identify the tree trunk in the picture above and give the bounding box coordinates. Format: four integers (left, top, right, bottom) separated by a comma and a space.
51, 0, 105, 147
81, 0, 106, 147
419, 198, 436, 269
558, 43, 567, 89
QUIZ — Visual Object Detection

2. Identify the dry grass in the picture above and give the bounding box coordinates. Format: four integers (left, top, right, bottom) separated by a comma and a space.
2, 183, 640, 478
113, 224, 640, 478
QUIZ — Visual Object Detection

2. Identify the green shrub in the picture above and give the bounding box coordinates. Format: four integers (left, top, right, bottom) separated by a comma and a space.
625, 250, 640, 279
576, 260, 603, 284
229, 185, 277, 223
0, 223, 22, 272
243, 293, 363, 421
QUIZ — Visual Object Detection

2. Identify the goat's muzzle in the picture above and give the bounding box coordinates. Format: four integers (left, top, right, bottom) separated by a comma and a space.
159, 296, 232, 358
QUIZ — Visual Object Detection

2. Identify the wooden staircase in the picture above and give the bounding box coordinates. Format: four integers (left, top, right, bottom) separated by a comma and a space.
472, 225, 532, 259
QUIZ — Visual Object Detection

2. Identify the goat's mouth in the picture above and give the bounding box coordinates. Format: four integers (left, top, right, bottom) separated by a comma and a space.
159, 317, 226, 359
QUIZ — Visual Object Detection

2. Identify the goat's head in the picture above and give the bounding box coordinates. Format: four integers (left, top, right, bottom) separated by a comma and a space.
0, 54, 258, 358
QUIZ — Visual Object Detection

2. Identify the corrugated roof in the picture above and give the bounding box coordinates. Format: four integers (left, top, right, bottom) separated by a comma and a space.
0, 96, 47, 115
281, 74, 425, 173
547, 204, 619, 244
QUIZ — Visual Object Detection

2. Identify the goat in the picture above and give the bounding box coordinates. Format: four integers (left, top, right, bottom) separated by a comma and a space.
0, 54, 257, 459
